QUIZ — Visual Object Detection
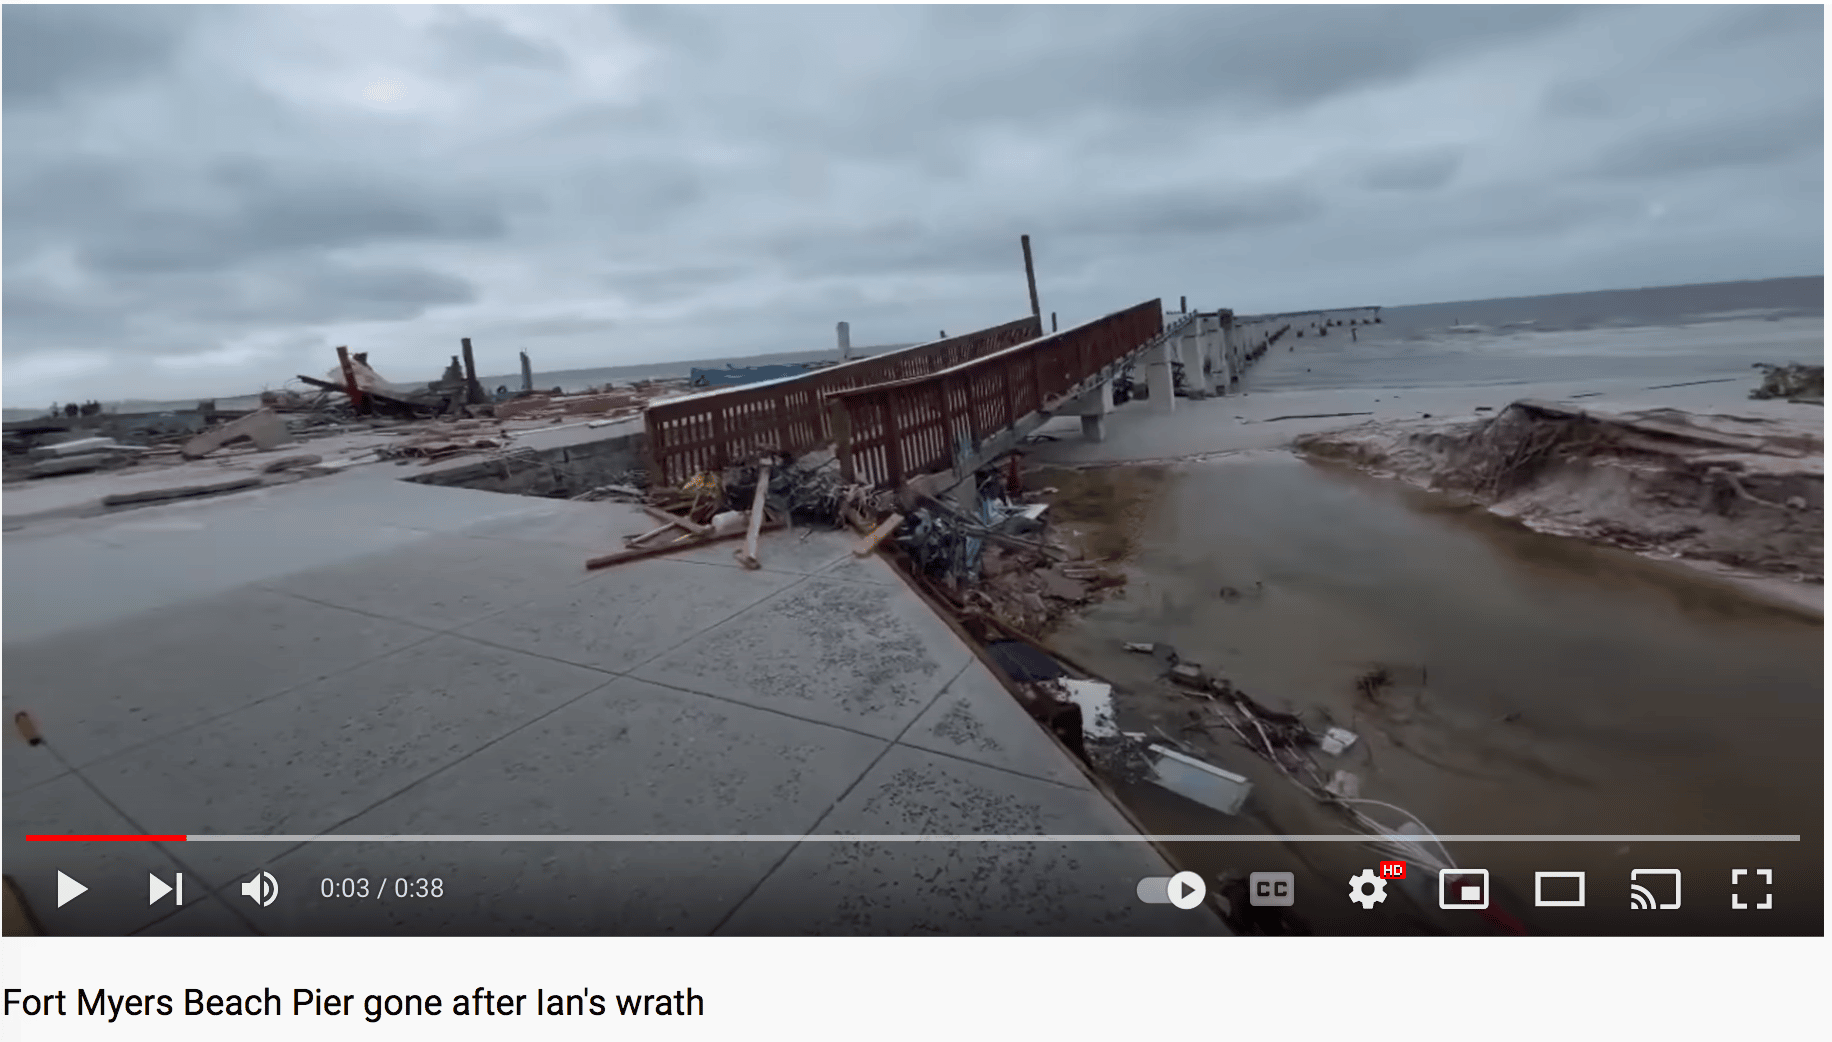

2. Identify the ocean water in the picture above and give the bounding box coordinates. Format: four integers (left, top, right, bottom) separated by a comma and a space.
1374, 275, 1821, 340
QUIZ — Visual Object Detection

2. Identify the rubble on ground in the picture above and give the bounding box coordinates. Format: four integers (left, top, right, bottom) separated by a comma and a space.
1751, 362, 1823, 404
3, 345, 692, 490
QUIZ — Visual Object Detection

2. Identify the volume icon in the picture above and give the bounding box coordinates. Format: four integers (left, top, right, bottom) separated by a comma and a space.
240, 871, 279, 907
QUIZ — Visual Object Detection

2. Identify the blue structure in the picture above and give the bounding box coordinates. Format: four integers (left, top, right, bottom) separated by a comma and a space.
688, 363, 816, 389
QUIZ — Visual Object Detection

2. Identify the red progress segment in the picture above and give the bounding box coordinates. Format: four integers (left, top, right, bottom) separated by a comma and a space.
26, 835, 187, 842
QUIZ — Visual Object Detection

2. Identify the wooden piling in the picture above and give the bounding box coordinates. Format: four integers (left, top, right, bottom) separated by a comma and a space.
461, 337, 484, 404
1021, 234, 1042, 321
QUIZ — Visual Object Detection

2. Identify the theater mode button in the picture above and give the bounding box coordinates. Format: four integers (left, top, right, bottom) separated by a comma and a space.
1137, 871, 1207, 910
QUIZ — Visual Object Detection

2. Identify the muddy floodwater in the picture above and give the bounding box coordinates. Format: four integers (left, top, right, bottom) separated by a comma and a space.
1044, 455, 1822, 935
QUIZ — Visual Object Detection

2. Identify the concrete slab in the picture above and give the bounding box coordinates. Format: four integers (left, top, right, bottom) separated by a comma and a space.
3, 721, 70, 794
234, 677, 887, 934
456, 557, 800, 674
901, 662, 1094, 790
83, 634, 617, 889
3, 476, 562, 644
6, 420, 1199, 935
633, 575, 975, 740
717, 745, 1224, 935
461, 498, 648, 553
262, 533, 602, 631
667, 525, 854, 577
818, 549, 904, 586
3, 772, 196, 936
3, 588, 435, 778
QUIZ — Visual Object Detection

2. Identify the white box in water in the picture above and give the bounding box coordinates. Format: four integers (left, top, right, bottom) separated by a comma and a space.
1145, 744, 1253, 816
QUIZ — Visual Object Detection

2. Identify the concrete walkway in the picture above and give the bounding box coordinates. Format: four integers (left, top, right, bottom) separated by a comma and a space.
3, 465, 1221, 935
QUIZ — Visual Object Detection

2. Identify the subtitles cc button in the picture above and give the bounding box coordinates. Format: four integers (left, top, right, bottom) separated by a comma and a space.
1137, 871, 1207, 910
1249, 872, 1295, 906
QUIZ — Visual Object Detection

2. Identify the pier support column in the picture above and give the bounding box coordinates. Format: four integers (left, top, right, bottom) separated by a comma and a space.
1148, 341, 1177, 413
1219, 311, 1238, 390
1181, 324, 1211, 397
1063, 376, 1115, 442
1209, 319, 1232, 393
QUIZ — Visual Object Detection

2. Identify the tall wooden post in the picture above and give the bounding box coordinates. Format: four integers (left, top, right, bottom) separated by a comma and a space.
1021, 234, 1041, 321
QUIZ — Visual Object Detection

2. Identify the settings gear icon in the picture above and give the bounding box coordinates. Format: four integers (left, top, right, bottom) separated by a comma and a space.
1348, 868, 1389, 909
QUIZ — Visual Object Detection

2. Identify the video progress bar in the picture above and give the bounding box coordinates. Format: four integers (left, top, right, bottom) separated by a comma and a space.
25, 834, 1804, 843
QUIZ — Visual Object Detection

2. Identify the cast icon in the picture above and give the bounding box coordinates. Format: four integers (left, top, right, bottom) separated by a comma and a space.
1629, 869, 1681, 910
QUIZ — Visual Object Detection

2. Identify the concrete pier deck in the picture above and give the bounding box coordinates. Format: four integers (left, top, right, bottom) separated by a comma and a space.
3, 462, 1221, 936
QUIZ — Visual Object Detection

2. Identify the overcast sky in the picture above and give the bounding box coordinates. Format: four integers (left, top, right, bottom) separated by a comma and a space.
3, 4, 1823, 406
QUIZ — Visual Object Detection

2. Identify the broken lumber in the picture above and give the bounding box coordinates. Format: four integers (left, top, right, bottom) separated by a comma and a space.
733, 461, 772, 570
625, 521, 679, 547
101, 476, 262, 507
642, 503, 709, 536
261, 453, 323, 474
853, 512, 905, 557
296, 375, 430, 417
587, 517, 784, 570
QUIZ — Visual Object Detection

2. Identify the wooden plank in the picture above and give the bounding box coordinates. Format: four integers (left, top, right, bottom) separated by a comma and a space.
587, 518, 783, 570
642, 503, 709, 536
831, 400, 855, 483
625, 521, 678, 547
732, 460, 772, 569
295, 375, 428, 415
852, 512, 905, 557
102, 477, 263, 507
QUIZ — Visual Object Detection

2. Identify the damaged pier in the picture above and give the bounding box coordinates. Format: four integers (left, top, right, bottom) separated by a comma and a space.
2, 295, 1264, 937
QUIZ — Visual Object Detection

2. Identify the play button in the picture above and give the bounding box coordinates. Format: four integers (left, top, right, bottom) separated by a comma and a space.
1167, 871, 1207, 910
56, 871, 87, 908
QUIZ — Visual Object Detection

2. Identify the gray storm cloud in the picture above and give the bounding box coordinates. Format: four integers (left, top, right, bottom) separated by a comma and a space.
2, 4, 1822, 405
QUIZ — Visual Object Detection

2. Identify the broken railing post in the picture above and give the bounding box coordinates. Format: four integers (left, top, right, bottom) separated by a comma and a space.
520, 350, 534, 393
336, 346, 368, 415
1021, 233, 1042, 321
1051, 311, 1058, 333
733, 460, 772, 570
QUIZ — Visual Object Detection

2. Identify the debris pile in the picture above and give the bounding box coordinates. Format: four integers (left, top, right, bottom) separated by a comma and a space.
1750, 362, 1823, 404
20, 436, 149, 477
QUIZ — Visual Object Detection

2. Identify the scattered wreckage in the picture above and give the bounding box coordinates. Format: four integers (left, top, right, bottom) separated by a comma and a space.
4, 343, 692, 487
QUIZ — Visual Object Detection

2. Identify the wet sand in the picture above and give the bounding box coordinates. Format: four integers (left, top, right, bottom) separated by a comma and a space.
1023, 314, 1823, 935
